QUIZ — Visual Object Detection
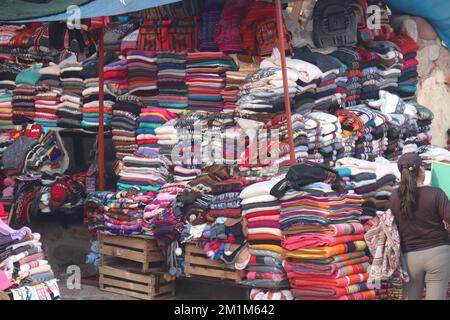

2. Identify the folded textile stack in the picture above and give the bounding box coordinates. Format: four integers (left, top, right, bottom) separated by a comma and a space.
335, 157, 399, 220
81, 85, 116, 129
279, 191, 375, 300
127, 50, 158, 107
0, 92, 14, 126
344, 105, 388, 161
142, 181, 187, 238
84, 191, 112, 237
0, 220, 59, 299
221, 71, 247, 112
186, 52, 237, 112
104, 59, 128, 95
155, 118, 180, 160
157, 53, 188, 114
0, 64, 19, 91
389, 32, 419, 100
12, 86, 36, 124
417, 145, 450, 170
308, 112, 344, 167
117, 153, 172, 193
236, 67, 297, 114
292, 46, 345, 114
328, 48, 362, 107
335, 109, 365, 159
137, 107, 177, 154
34, 89, 61, 128
413, 103, 434, 148
365, 40, 403, 95
59, 55, 84, 128
172, 111, 209, 169
239, 178, 292, 295
111, 96, 142, 160
38, 64, 61, 90
173, 166, 201, 182
103, 188, 152, 236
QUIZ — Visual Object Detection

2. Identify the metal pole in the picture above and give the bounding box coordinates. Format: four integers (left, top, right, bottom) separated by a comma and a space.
275, 0, 296, 165
97, 17, 105, 191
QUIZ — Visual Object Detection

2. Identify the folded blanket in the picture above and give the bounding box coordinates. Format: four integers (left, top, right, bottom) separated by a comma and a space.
282, 233, 365, 250
283, 241, 367, 259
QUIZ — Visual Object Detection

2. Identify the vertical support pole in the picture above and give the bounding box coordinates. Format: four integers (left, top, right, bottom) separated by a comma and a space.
275, 0, 296, 165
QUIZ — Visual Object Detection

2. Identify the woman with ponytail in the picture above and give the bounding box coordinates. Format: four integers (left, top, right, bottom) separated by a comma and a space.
388, 153, 450, 300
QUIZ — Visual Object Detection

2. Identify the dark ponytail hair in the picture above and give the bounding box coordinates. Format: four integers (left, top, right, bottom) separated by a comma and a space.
399, 166, 419, 217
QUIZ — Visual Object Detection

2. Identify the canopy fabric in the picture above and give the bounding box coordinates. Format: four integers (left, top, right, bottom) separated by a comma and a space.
1, 0, 182, 22
1, 0, 94, 22
384, 0, 450, 48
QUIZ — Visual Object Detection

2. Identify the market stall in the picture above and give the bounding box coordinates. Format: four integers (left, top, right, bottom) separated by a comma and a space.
0, 0, 449, 301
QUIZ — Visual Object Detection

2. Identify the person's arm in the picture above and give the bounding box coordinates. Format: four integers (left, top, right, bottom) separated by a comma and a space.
436, 189, 450, 223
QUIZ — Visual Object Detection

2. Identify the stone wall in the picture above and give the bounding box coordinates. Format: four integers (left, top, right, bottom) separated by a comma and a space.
392, 15, 450, 147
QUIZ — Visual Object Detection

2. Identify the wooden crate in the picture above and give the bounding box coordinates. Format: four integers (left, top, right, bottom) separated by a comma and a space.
184, 243, 246, 284
99, 260, 175, 300
99, 234, 165, 272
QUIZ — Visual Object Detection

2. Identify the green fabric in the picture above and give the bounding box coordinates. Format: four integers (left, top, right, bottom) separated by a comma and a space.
1, 0, 93, 21
16, 64, 42, 86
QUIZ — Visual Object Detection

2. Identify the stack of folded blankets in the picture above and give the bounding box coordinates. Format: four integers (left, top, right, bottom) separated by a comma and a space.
0, 64, 19, 91
173, 166, 201, 182
390, 32, 419, 100
239, 178, 292, 297
0, 221, 59, 300
308, 112, 344, 167
413, 103, 433, 147
365, 40, 403, 94
38, 63, 61, 90
328, 48, 362, 107
81, 85, 116, 129
111, 96, 142, 160
157, 53, 188, 114
137, 107, 177, 153
335, 157, 399, 218
84, 191, 113, 236
222, 71, 247, 112
280, 192, 375, 300
34, 89, 61, 127
186, 52, 237, 112
344, 105, 382, 161
116, 152, 171, 193
155, 118, 180, 160
172, 111, 209, 169
335, 109, 365, 158
0, 92, 14, 126
237, 67, 297, 113
292, 46, 344, 114
142, 181, 187, 237
127, 50, 158, 107
103, 188, 150, 236
59, 55, 84, 128
104, 59, 128, 95
12, 86, 36, 124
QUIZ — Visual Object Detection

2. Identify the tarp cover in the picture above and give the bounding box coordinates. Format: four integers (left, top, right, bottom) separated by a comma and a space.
384, 0, 450, 48
1, 0, 181, 22
1, 0, 94, 21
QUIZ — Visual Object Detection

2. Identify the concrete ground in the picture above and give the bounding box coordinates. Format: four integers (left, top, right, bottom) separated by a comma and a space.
60, 277, 249, 300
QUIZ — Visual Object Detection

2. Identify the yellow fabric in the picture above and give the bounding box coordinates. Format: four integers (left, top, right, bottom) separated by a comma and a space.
249, 244, 284, 254
283, 241, 367, 259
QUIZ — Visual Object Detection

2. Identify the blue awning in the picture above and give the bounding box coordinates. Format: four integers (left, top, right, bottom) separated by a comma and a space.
384, 0, 450, 48
1, 0, 182, 22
